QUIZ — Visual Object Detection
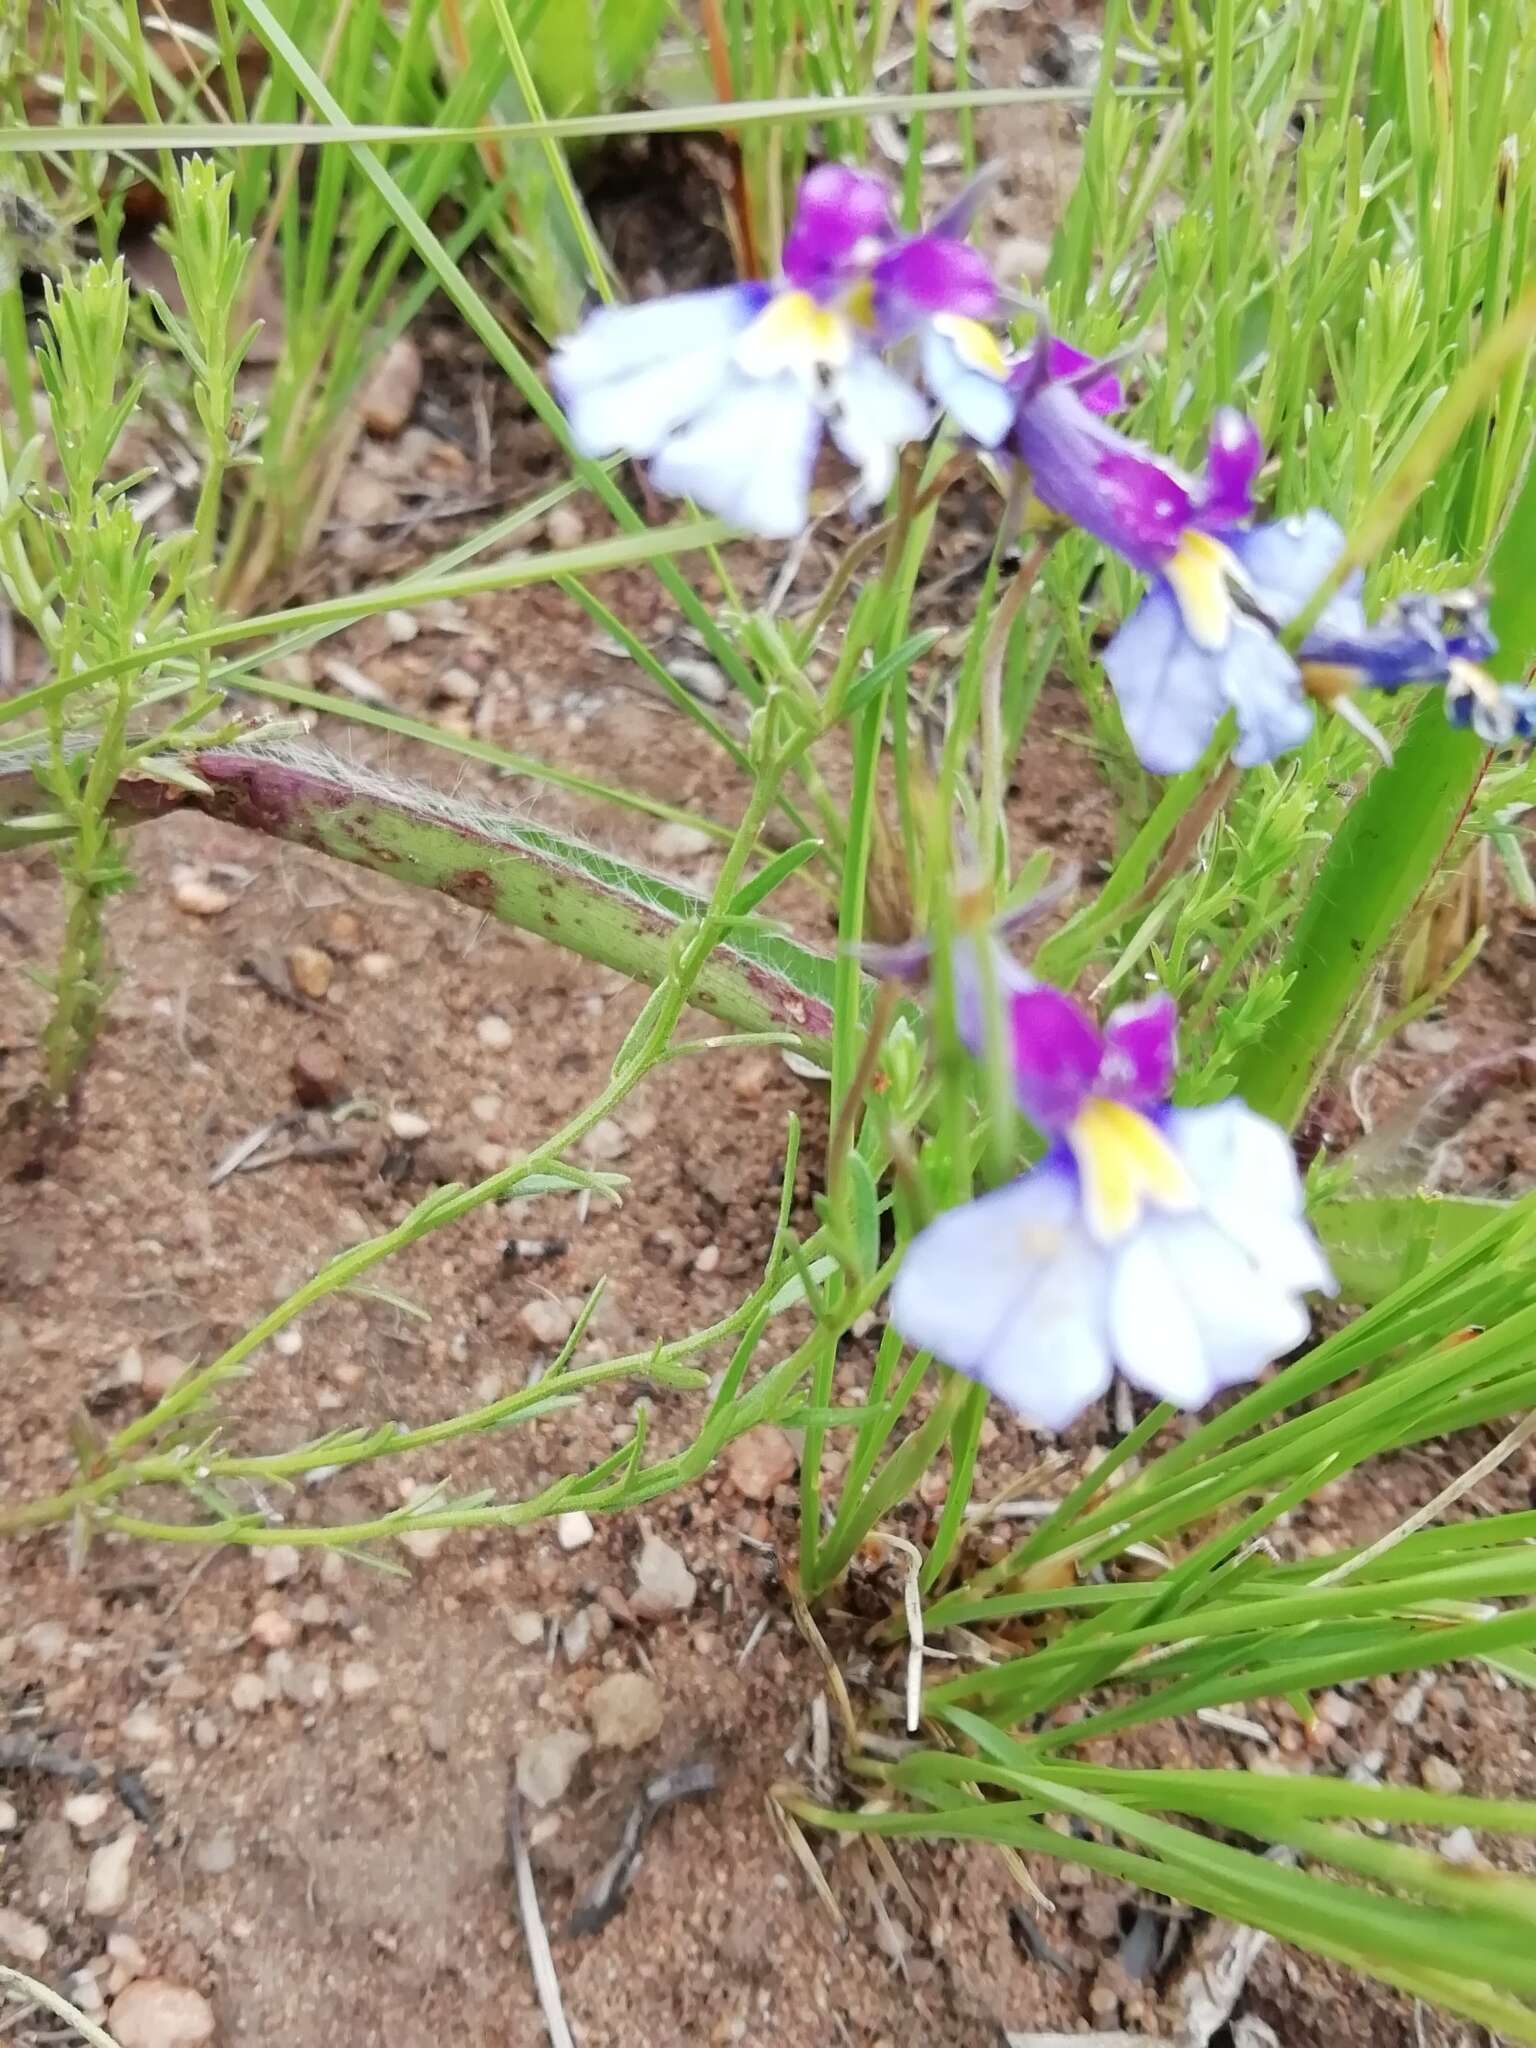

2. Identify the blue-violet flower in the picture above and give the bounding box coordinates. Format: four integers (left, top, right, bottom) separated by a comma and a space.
551, 164, 1007, 537
889, 984, 1335, 1427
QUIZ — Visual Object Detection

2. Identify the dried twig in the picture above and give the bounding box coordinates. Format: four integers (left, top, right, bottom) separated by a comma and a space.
766, 1791, 846, 1930
505, 1786, 576, 2048
0, 1736, 98, 1784
208, 1115, 295, 1187
0, 1965, 122, 2048
568, 1758, 718, 1936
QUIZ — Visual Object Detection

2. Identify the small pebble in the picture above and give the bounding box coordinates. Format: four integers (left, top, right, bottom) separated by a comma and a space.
340, 1661, 381, 1700
1440, 1825, 1479, 1866
387, 1109, 432, 1142
360, 335, 423, 437
521, 1299, 577, 1348
671, 657, 728, 704
230, 1674, 267, 1714
171, 869, 231, 917
477, 1014, 514, 1052
1421, 1755, 1465, 1795
631, 1533, 697, 1620
562, 1607, 610, 1663
650, 821, 714, 860
287, 945, 333, 1000
66, 1970, 105, 2016
435, 665, 481, 704
0, 1798, 16, 1833
724, 1425, 798, 1502
509, 1611, 545, 1648
85, 1830, 138, 1917
556, 1511, 595, 1551
586, 1671, 665, 1751
262, 1545, 301, 1587
195, 1831, 238, 1877
469, 1092, 503, 1125
731, 1057, 774, 1102
515, 1729, 590, 1809
64, 1790, 113, 1833
693, 1244, 721, 1275
119, 1706, 168, 1747
107, 1932, 146, 1974
384, 609, 419, 644
192, 1717, 219, 1752
580, 1118, 630, 1163
109, 1979, 216, 2048
22, 1620, 66, 1662
323, 908, 365, 955
358, 951, 397, 982
0, 1908, 47, 1963
248, 1609, 295, 1651
545, 504, 586, 550
276, 1657, 331, 1708
290, 1041, 343, 1109
139, 1352, 184, 1403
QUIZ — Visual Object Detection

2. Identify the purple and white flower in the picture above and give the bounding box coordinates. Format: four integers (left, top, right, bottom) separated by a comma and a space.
551, 165, 941, 538
889, 983, 1335, 1428
1005, 342, 1500, 773
1005, 343, 1320, 771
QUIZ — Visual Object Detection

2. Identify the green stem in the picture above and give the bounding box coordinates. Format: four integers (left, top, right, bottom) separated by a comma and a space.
0, 732, 842, 1049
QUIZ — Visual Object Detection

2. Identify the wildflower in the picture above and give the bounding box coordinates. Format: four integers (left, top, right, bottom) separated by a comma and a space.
550, 164, 933, 538
889, 984, 1335, 1428
1445, 662, 1536, 745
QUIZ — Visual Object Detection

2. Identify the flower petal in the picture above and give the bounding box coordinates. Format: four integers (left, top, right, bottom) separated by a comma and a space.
1151, 1215, 1310, 1389
920, 322, 1016, 446
1198, 409, 1262, 529
1169, 1103, 1336, 1298
828, 354, 932, 510
557, 342, 737, 461
875, 234, 999, 321
650, 376, 821, 537
782, 164, 895, 289
1101, 993, 1178, 1108
889, 1165, 1080, 1373
1005, 983, 1106, 1132
978, 1230, 1115, 1429
1225, 616, 1318, 767
1108, 1229, 1213, 1408
1229, 510, 1352, 625
1103, 582, 1231, 774
551, 286, 765, 399
1045, 337, 1124, 415
1011, 377, 1193, 571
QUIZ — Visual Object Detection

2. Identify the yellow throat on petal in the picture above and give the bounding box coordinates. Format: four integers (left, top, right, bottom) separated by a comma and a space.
1067, 1097, 1198, 1245
1162, 529, 1244, 653
932, 313, 1008, 379
733, 290, 853, 381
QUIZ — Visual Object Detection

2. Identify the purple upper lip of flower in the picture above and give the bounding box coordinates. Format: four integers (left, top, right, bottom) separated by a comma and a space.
1007, 339, 1262, 571
779, 164, 898, 293
780, 164, 1017, 337
1003, 983, 1178, 1133
871, 232, 999, 326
